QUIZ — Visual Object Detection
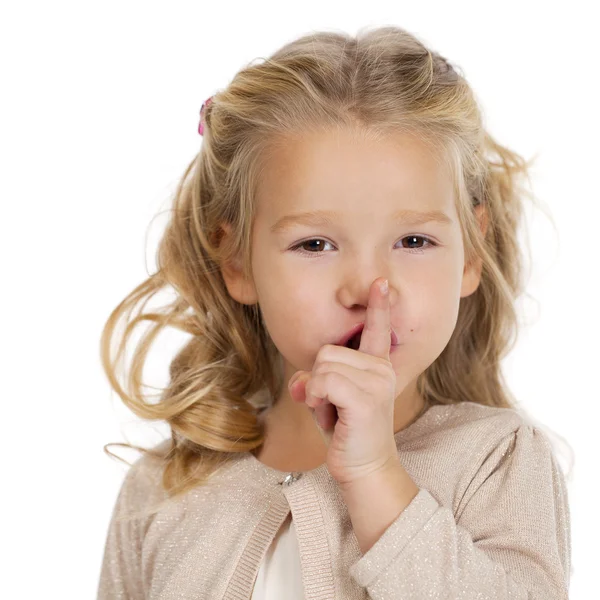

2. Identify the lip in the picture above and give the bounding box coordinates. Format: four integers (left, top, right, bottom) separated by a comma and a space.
336, 323, 365, 347
336, 323, 399, 347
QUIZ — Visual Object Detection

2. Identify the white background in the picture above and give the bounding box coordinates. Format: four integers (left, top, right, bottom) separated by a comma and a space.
1, 1, 597, 598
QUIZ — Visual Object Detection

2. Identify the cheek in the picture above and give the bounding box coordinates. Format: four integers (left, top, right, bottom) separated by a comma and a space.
255, 280, 320, 361
402, 271, 461, 341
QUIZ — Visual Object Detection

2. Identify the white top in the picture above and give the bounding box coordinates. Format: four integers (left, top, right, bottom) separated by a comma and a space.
251, 514, 306, 599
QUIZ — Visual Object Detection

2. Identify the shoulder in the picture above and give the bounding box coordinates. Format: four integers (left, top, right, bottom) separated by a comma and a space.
431, 400, 551, 441
445, 400, 561, 450
444, 402, 569, 487
111, 440, 171, 524
436, 400, 524, 429
421, 402, 568, 509
424, 401, 527, 450
423, 401, 564, 479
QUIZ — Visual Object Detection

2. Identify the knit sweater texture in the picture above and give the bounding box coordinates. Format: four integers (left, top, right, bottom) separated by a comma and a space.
97, 400, 571, 599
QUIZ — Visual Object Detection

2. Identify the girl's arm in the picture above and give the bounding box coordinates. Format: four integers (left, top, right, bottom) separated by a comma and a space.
97, 464, 146, 600
348, 424, 571, 599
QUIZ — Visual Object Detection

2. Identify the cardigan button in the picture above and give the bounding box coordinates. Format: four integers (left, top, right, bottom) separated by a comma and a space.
278, 472, 303, 486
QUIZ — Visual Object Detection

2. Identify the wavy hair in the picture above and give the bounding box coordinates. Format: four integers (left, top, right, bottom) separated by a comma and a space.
100, 26, 571, 514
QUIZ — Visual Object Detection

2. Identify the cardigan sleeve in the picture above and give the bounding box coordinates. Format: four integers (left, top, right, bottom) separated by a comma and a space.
97, 463, 147, 600
348, 424, 571, 599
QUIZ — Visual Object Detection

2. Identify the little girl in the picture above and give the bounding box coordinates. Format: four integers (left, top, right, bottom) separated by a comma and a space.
97, 26, 571, 600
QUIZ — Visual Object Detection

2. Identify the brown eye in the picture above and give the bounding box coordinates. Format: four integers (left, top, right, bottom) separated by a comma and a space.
290, 235, 438, 258
290, 238, 334, 255
399, 235, 437, 254
402, 236, 425, 249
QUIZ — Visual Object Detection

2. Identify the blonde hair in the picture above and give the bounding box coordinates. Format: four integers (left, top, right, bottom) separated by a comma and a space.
101, 26, 569, 512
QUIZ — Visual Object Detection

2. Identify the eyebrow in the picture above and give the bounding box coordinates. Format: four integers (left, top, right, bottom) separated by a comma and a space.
270, 208, 453, 234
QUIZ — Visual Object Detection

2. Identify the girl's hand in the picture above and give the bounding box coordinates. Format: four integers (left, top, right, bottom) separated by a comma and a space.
288, 277, 404, 487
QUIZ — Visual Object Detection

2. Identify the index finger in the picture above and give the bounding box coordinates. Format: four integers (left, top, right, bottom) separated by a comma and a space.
358, 277, 391, 359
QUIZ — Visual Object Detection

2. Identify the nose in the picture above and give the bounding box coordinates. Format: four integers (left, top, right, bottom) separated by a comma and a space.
339, 275, 395, 308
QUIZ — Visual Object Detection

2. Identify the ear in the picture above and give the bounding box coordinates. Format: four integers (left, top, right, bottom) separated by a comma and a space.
460, 203, 490, 298
218, 223, 259, 306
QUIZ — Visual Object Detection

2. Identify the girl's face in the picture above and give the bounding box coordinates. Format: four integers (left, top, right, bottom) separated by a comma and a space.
225, 127, 485, 428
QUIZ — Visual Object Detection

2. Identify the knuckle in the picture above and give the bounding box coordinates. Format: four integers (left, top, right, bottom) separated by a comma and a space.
314, 360, 332, 375
318, 344, 336, 360
323, 370, 336, 384
375, 360, 393, 377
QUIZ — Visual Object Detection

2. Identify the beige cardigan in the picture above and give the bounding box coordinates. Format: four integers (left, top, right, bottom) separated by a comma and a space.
97, 401, 571, 599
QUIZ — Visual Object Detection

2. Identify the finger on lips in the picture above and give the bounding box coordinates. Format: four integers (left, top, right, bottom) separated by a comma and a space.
289, 277, 391, 411
358, 277, 390, 358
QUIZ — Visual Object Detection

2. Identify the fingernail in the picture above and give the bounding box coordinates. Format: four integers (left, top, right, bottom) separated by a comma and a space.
380, 279, 389, 295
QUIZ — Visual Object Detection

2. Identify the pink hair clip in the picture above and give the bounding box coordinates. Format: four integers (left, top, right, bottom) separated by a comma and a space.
198, 96, 213, 136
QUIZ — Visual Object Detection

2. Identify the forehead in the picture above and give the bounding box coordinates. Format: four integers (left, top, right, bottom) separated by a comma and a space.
255, 128, 457, 224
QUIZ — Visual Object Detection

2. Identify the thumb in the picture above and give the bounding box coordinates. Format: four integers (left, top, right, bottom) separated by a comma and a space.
289, 371, 308, 401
